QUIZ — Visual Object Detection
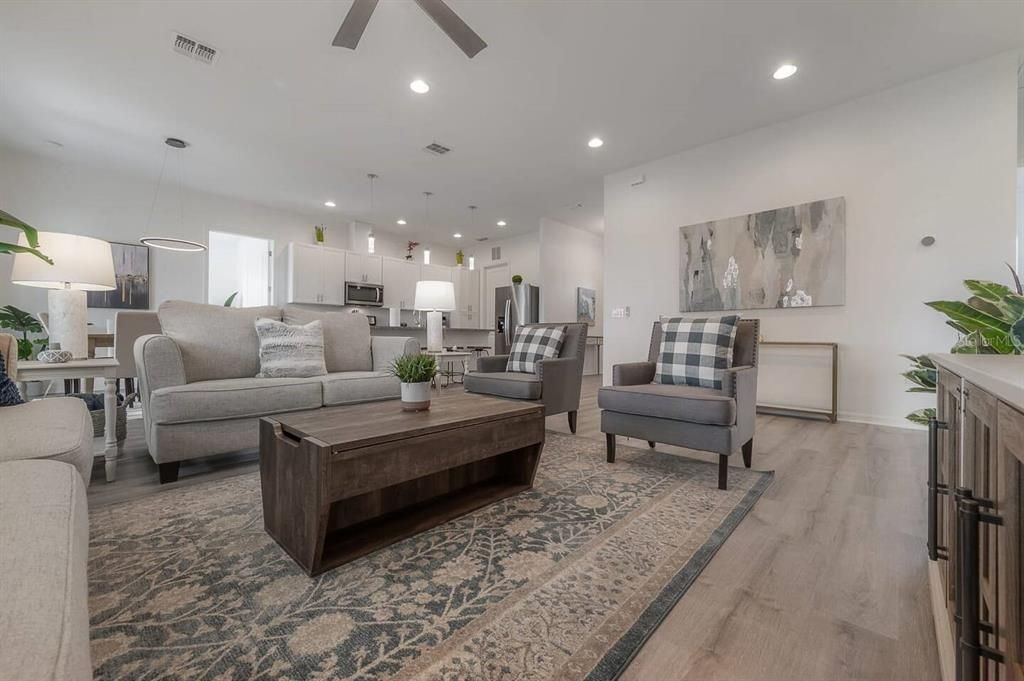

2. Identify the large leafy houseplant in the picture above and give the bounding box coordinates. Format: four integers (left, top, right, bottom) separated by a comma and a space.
903, 265, 1024, 424
0, 305, 48, 360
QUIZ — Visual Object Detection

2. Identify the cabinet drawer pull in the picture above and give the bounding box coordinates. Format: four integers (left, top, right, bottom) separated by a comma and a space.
927, 417, 949, 561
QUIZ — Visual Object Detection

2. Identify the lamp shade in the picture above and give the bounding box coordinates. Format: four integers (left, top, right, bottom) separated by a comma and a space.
11, 231, 116, 290
414, 280, 455, 311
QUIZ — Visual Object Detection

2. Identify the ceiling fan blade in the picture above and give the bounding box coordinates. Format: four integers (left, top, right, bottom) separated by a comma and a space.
332, 0, 379, 49
413, 0, 487, 58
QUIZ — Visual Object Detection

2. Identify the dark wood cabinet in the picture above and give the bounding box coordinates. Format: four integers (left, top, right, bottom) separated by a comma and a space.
930, 361, 1024, 681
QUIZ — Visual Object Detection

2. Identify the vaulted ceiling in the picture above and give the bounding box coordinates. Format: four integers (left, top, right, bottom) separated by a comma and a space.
0, 0, 1021, 244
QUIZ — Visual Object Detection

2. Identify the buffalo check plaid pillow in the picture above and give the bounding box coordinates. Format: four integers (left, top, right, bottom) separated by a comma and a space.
654, 316, 740, 390
506, 325, 567, 374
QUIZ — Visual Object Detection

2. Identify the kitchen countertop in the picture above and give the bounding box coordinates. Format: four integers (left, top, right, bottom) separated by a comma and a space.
930, 353, 1024, 411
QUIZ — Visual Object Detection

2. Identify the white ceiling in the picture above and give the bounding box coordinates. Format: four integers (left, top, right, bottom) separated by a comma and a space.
0, 1, 1021, 245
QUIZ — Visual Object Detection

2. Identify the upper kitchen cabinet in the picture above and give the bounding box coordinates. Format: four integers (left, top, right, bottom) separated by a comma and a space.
382, 257, 419, 310
280, 243, 346, 305
345, 252, 383, 285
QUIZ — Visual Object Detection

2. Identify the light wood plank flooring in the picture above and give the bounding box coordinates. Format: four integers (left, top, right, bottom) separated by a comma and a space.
86, 376, 939, 679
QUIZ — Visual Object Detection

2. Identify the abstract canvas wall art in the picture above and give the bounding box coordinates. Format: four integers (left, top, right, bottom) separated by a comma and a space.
577, 287, 596, 325
679, 197, 845, 312
88, 242, 150, 309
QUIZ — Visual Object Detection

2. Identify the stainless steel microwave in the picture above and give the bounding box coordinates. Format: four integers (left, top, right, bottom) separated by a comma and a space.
345, 282, 384, 307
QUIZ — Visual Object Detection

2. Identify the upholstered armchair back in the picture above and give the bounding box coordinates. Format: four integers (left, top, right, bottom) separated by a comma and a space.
0, 332, 16, 380
646, 318, 760, 367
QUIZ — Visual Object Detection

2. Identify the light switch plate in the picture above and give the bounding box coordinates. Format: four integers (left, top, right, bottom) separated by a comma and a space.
611, 306, 631, 319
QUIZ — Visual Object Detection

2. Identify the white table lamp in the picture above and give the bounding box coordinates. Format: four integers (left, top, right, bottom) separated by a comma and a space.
11, 231, 115, 359
415, 280, 455, 352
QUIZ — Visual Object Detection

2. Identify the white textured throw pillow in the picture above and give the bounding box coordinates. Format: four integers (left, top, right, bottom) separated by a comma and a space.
254, 318, 328, 378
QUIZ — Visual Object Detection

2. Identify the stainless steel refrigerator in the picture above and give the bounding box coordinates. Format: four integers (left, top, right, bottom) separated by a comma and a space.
494, 285, 540, 355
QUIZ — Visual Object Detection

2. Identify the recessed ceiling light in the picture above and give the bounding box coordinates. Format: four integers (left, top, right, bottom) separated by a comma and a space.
324, 200, 336, 207
410, 79, 430, 94
396, 219, 407, 225
496, 220, 507, 227
773, 64, 798, 80
453, 233, 462, 239
587, 137, 604, 149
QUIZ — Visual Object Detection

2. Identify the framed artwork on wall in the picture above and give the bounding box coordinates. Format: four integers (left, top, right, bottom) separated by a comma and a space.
679, 196, 846, 312
577, 287, 596, 325
87, 241, 150, 309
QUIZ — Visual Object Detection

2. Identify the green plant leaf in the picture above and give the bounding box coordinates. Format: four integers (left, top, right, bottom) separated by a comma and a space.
223, 291, 239, 307
926, 300, 1011, 335
965, 280, 1014, 303
1002, 294, 1024, 320
906, 408, 936, 426
1007, 263, 1023, 295
901, 369, 936, 390
967, 296, 1010, 321
907, 387, 937, 393
0, 209, 53, 264
1012, 317, 1024, 353
0, 305, 43, 334
387, 353, 438, 383
945, 320, 970, 335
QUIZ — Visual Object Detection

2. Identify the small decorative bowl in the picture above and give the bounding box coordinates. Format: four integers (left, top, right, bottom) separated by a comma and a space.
38, 348, 73, 363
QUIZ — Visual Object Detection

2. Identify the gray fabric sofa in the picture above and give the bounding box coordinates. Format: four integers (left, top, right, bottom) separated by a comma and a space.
134, 301, 417, 482
0, 460, 92, 681
463, 322, 588, 432
599, 319, 759, 490
0, 333, 94, 484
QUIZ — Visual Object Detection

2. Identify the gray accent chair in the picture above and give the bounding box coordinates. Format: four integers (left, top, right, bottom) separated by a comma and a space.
464, 322, 588, 432
134, 301, 418, 483
599, 319, 760, 490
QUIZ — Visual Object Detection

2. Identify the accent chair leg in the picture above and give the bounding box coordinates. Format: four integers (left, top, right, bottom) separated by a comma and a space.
647, 441, 656, 448
742, 438, 753, 468
567, 410, 577, 434
159, 461, 181, 484
718, 454, 728, 490
606, 433, 616, 463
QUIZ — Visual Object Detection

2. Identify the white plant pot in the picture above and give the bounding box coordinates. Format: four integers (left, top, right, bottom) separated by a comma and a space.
400, 381, 432, 411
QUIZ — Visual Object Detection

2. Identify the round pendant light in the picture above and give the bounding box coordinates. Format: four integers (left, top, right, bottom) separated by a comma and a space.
139, 237, 207, 252
139, 137, 207, 252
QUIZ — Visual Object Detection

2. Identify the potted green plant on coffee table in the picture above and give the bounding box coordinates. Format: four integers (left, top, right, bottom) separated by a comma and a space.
388, 353, 438, 411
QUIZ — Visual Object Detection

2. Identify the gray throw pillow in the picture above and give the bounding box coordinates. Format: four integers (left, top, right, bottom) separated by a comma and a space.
254, 318, 328, 378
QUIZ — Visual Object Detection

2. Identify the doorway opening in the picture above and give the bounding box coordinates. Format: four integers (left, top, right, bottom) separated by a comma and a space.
207, 231, 273, 307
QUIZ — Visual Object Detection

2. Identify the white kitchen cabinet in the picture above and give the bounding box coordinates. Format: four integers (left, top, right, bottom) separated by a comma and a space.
382, 257, 419, 310
282, 243, 346, 305
420, 264, 452, 283
345, 252, 383, 285
451, 268, 482, 328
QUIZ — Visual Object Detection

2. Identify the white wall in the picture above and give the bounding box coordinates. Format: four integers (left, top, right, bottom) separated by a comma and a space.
0, 145, 350, 328
603, 53, 1020, 428
539, 218, 603, 334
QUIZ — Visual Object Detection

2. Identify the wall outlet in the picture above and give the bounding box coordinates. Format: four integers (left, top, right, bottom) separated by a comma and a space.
611, 306, 631, 319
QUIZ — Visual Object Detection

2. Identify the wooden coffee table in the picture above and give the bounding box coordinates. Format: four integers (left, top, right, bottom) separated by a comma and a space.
259, 392, 545, 576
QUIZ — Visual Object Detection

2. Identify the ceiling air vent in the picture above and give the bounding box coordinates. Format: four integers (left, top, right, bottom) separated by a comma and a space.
172, 32, 219, 66
423, 142, 451, 156
475, 237, 489, 242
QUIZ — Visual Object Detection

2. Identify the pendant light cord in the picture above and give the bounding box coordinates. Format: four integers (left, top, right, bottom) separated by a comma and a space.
144, 145, 171, 235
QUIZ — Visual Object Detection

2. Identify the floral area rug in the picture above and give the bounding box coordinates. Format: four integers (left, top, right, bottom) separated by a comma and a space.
88, 432, 772, 680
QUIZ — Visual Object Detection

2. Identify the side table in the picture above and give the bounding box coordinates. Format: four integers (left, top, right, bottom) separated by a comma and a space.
16, 358, 122, 482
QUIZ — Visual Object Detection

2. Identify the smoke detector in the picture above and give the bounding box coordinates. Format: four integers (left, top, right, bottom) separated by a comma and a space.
172, 32, 219, 66
423, 142, 451, 156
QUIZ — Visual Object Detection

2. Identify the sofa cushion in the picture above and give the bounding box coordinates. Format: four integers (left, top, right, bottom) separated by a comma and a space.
320, 371, 400, 406
255, 318, 328, 378
598, 383, 736, 425
0, 351, 24, 406
283, 306, 373, 373
0, 460, 92, 681
149, 376, 322, 425
158, 300, 282, 383
0, 397, 94, 485
464, 371, 542, 400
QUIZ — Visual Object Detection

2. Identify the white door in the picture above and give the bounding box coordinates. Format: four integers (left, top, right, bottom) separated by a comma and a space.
207, 231, 274, 307
483, 262, 510, 331
287, 243, 322, 304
